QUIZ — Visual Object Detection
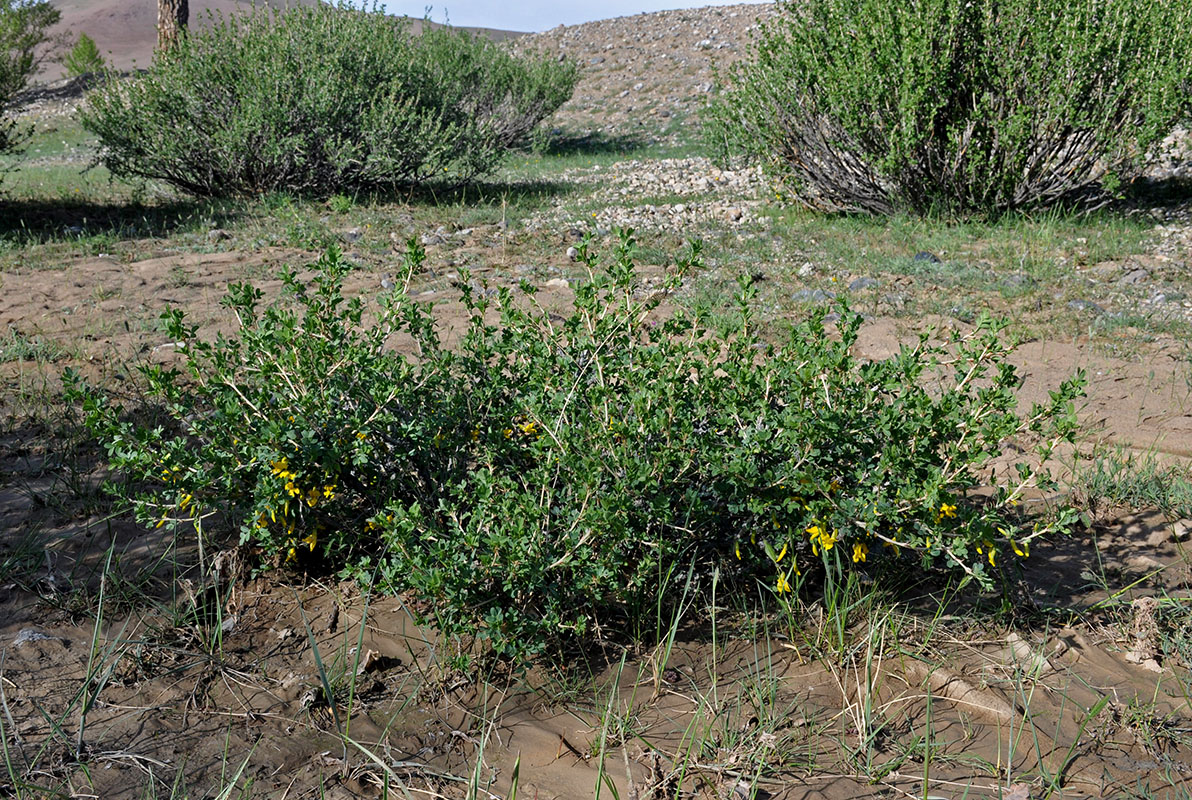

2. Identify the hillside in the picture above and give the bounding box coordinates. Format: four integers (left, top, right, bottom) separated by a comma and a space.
42, 0, 524, 77
513, 3, 776, 139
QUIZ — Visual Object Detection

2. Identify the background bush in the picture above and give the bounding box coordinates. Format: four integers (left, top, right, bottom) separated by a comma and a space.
705, 0, 1192, 216
71, 235, 1084, 664
0, 0, 59, 163
62, 32, 103, 78
78, 4, 577, 198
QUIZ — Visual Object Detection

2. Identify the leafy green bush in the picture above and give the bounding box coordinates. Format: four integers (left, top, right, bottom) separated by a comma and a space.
62, 32, 103, 78
706, 0, 1192, 216
0, 0, 60, 161
78, 4, 577, 198
68, 234, 1084, 663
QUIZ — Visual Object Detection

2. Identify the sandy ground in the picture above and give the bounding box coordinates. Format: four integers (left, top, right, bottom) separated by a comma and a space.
0, 244, 1190, 798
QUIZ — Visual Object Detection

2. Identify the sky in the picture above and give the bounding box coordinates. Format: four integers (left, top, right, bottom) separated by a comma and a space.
384, 1, 769, 32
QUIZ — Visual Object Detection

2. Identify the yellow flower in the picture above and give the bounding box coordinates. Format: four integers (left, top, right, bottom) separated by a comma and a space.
520, 420, 539, 437
178, 492, 193, 510
285, 480, 300, 498
775, 542, 788, 563
356, 431, 367, 441
735, 541, 741, 560
937, 502, 957, 521
987, 548, 997, 566
806, 524, 837, 554
303, 531, 317, 552
1012, 539, 1029, 558
322, 484, 335, 500
433, 431, 446, 447
304, 486, 320, 507
503, 428, 513, 439
852, 542, 868, 563
776, 573, 792, 594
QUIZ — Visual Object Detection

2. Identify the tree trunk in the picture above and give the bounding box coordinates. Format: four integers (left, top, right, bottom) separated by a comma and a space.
156, 0, 189, 54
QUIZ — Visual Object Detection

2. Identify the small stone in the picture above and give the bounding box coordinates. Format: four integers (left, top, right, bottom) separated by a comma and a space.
913, 251, 941, 263
380, 274, 395, 291
1118, 268, 1149, 285
341, 228, 363, 243
566, 246, 579, 261
848, 277, 880, 292
797, 262, 815, 277
793, 289, 837, 303
545, 278, 570, 289
207, 228, 231, 242
1174, 519, 1192, 539
420, 233, 445, 246
1066, 299, 1106, 314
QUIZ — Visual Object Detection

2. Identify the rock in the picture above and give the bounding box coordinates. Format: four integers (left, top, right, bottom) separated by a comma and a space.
380, 275, 395, 291
1066, 299, 1106, 314
1174, 519, 1192, 539
793, 289, 837, 303
207, 228, 231, 242
545, 278, 571, 289
848, 277, 880, 292
566, 246, 579, 261
797, 262, 815, 277
913, 251, 941, 263
420, 233, 445, 246
341, 228, 363, 243
1118, 268, 1149, 285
